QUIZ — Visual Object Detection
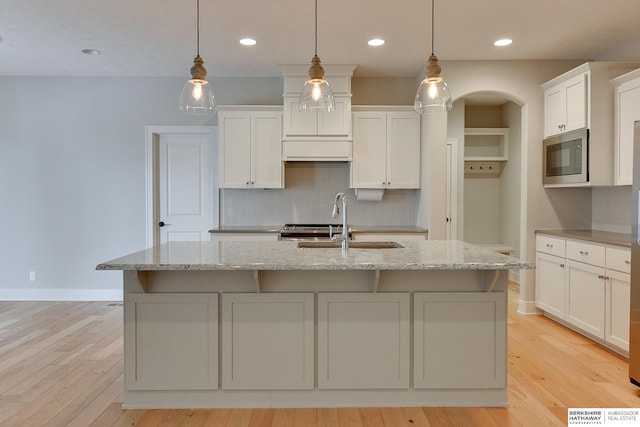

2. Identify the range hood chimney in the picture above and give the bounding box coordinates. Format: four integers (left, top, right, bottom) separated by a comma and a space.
279, 65, 357, 161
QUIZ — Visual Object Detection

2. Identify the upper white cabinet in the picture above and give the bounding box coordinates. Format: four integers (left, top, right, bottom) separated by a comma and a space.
542, 62, 640, 186
279, 65, 356, 161
283, 96, 352, 138
613, 68, 640, 185
350, 108, 420, 189
543, 73, 588, 137
218, 107, 283, 189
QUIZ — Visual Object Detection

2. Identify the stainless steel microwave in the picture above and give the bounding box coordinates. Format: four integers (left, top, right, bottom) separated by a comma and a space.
543, 127, 588, 185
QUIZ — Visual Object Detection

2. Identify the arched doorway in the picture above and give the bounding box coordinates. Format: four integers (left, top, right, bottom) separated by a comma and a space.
448, 91, 527, 288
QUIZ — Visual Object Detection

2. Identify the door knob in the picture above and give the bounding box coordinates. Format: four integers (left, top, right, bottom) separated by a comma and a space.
158, 221, 170, 227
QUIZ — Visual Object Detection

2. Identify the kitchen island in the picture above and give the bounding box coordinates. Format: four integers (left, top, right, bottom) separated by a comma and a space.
97, 240, 533, 409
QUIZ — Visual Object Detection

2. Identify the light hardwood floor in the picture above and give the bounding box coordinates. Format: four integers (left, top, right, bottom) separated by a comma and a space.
0, 284, 638, 426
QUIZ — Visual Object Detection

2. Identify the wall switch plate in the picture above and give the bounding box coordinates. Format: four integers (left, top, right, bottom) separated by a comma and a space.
29, 271, 36, 281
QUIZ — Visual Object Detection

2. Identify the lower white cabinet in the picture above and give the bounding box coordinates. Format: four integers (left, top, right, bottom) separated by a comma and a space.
535, 233, 631, 353
535, 252, 566, 318
413, 292, 506, 389
566, 260, 605, 339
351, 232, 427, 241
317, 292, 410, 389
606, 269, 631, 350
221, 293, 314, 390
124, 293, 218, 391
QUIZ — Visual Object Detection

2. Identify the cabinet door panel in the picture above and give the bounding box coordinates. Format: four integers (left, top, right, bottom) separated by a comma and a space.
219, 112, 251, 188
317, 293, 410, 389
535, 252, 566, 318
283, 97, 317, 136
606, 270, 630, 351
414, 292, 506, 389
566, 260, 605, 338
564, 73, 588, 132
544, 86, 564, 137
387, 112, 420, 188
351, 112, 388, 188
125, 293, 218, 391
252, 112, 283, 188
318, 97, 351, 136
616, 82, 640, 185
222, 293, 314, 390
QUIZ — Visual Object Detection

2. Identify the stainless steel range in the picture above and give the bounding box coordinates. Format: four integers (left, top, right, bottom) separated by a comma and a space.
280, 224, 351, 241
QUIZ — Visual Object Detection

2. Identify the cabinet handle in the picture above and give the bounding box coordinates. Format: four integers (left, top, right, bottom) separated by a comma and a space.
560, 264, 565, 268
546, 243, 553, 248
579, 250, 589, 255
625, 260, 631, 264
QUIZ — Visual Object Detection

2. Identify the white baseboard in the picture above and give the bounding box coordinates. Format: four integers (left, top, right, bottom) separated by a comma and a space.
0, 288, 123, 301
517, 299, 541, 315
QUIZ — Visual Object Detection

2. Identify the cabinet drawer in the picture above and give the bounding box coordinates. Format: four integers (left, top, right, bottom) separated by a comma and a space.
566, 240, 605, 267
606, 246, 631, 274
536, 235, 565, 257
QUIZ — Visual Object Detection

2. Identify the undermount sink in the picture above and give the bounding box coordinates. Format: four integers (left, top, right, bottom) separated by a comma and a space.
297, 241, 405, 249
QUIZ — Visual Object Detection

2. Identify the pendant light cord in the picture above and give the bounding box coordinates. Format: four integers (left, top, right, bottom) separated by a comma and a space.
314, 0, 318, 56
196, 0, 201, 57
431, 0, 435, 55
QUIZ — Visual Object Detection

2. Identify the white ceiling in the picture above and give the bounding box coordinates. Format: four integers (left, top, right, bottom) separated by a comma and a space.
2, 0, 640, 78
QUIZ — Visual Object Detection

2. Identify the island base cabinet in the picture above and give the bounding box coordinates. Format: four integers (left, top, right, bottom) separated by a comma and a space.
317, 293, 410, 389
124, 293, 218, 391
221, 293, 315, 390
413, 292, 506, 389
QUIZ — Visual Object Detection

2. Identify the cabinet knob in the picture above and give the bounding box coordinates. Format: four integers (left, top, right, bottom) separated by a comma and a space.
560, 264, 565, 268
158, 221, 170, 227
625, 260, 631, 264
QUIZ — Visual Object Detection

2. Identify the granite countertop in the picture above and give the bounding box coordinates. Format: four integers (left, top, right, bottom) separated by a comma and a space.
96, 240, 534, 272
208, 225, 429, 234
535, 229, 632, 247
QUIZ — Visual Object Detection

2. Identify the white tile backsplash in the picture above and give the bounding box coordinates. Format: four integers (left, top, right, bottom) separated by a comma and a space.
220, 162, 418, 226
592, 186, 632, 234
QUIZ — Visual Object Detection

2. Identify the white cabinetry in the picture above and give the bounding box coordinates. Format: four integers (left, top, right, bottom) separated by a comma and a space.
218, 107, 283, 189
124, 293, 218, 391
535, 235, 566, 318
221, 293, 314, 390
543, 73, 587, 137
613, 68, 640, 185
280, 65, 356, 161
283, 97, 351, 137
350, 109, 420, 189
464, 128, 509, 176
535, 233, 631, 353
413, 292, 506, 389
541, 62, 640, 185
352, 232, 427, 241
605, 247, 631, 351
317, 293, 410, 389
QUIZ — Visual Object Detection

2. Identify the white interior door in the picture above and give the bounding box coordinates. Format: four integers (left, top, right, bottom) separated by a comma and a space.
146, 126, 217, 246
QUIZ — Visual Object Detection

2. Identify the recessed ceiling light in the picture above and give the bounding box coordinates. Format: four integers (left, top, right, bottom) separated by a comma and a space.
494, 39, 512, 47
368, 38, 385, 47
81, 49, 101, 55
240, 38, 257, 46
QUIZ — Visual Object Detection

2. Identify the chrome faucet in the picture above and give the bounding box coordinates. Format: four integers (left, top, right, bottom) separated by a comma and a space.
330, 192, 349, 250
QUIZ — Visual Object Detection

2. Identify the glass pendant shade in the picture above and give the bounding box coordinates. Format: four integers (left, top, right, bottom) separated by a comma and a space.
414, 54, 452, 114
179, 55, 215, 115
300, 56, 335, 112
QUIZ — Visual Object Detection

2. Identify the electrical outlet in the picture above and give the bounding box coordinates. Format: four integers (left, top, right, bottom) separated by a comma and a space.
29, 271, 36, 282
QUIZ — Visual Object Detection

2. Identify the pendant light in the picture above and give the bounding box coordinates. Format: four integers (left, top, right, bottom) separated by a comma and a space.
414, 0, 452, 114
299, 0, 335, 112
179, 0, 215, 115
